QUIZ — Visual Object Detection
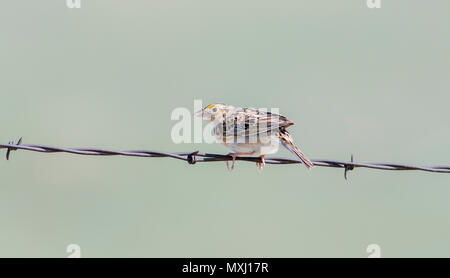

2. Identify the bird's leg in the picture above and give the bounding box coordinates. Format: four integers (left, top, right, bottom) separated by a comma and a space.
226, 152, 255, 171
257, 155, 266, 171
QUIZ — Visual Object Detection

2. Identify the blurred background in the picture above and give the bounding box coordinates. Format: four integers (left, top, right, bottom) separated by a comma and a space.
0, 0, 449, 257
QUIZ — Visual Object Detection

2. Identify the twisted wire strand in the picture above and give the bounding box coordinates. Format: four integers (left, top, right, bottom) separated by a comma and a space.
1, 139, 449, 180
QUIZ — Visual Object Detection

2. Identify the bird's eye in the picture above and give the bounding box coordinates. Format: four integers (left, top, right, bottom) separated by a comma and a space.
212, 107, 218, 113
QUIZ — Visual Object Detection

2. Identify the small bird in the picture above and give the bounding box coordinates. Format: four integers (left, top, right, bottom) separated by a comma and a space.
195, 103, 313, 171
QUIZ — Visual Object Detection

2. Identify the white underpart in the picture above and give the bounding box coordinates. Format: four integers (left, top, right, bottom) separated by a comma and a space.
218, 133, 280, 156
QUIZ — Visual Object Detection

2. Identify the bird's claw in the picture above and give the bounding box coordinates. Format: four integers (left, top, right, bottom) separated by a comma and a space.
256, 155, 265, 171
226, 153, 237, 172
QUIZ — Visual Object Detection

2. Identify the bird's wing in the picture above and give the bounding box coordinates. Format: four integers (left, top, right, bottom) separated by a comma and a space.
219, 108, 293, 139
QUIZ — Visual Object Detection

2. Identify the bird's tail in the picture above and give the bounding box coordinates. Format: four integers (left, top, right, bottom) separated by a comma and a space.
279, 129, 313, 169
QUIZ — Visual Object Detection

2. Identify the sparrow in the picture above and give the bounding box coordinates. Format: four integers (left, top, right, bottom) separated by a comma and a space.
195, 103, 313, 171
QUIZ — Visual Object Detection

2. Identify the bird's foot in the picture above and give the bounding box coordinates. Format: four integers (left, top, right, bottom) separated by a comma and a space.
256, 155, 265, 171
226, 152, 255, 171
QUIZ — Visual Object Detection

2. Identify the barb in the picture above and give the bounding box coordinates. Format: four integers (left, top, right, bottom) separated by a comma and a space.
1, 139, 450, 179
6, 137, 22, 161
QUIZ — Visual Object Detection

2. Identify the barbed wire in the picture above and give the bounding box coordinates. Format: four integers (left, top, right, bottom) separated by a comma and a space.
1, 138, 449, 179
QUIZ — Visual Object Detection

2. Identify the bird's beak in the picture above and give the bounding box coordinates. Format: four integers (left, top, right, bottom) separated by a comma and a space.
194, 109, 204, 119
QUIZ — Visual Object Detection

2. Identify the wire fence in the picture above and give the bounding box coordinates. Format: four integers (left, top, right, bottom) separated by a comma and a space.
1, 138, 450, 179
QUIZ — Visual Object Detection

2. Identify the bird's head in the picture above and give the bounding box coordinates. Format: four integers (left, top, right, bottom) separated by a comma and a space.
195, 103, 233, 121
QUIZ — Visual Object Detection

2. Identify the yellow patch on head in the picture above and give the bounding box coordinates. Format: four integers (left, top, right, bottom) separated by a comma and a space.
207, 104, 215, 109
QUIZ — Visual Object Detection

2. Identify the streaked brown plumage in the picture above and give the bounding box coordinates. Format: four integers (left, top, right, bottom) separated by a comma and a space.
195, 103, 313, 171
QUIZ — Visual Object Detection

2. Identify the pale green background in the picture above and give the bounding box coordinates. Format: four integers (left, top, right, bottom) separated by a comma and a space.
0, 1, 449, 257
